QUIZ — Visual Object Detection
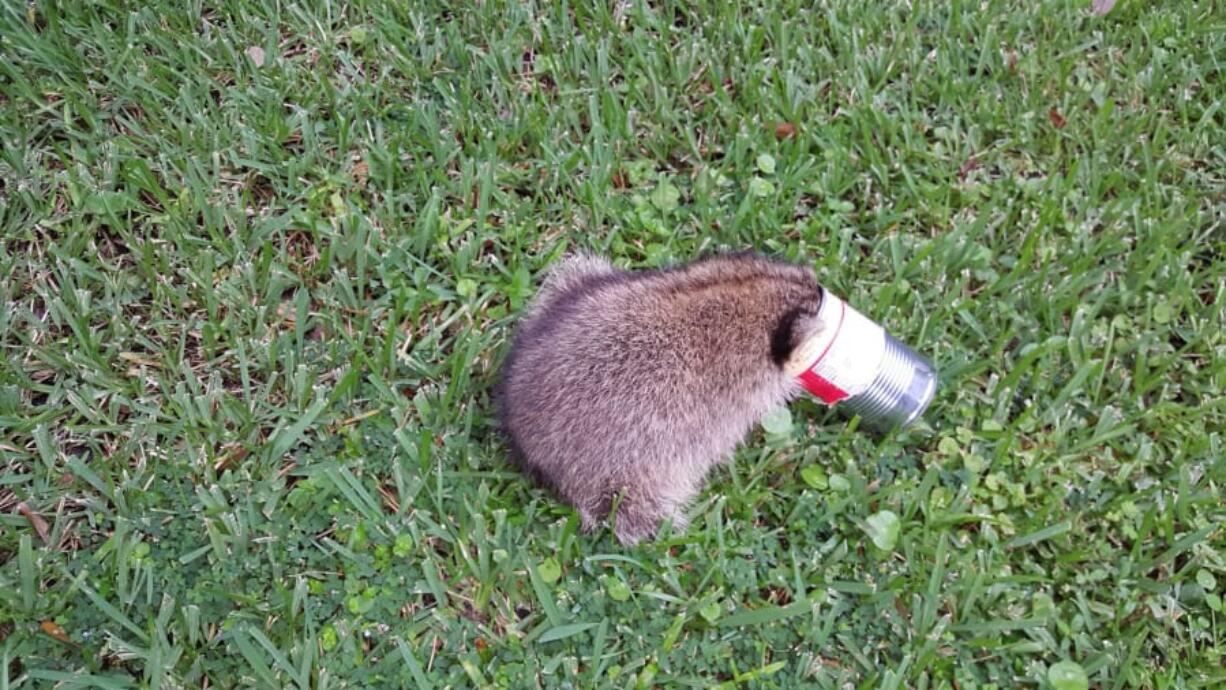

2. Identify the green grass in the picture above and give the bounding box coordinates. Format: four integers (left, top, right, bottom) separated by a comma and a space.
1, 0, 1223, 687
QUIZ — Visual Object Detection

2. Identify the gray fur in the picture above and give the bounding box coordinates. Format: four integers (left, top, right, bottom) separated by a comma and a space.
495, 252, 824, 544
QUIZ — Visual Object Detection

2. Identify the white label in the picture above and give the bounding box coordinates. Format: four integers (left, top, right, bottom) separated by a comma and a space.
787, 290, 886, 403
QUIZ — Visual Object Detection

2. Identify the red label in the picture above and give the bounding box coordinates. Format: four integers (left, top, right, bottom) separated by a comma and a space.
799, 369, 850, 403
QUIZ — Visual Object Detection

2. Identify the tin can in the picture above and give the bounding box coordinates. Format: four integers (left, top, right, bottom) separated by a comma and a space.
786, 287, 937, 432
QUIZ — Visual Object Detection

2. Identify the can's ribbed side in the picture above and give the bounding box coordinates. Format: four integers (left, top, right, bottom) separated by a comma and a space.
841, 332, 937, 431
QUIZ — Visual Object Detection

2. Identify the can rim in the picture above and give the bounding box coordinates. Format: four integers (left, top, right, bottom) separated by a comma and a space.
897, 366, 938, 429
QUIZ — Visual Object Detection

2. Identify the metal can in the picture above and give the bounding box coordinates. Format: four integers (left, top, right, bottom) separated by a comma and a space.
786, 287, 937, 432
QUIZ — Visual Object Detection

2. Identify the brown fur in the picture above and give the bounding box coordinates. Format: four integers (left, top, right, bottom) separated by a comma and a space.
495, 252, 824, 544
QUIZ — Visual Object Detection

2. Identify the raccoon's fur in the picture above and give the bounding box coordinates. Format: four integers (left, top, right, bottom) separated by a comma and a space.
495, 252, 824, 544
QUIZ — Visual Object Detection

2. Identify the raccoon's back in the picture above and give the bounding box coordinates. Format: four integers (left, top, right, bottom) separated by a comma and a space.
498, 286, 685, 439
496, 284, 781, 479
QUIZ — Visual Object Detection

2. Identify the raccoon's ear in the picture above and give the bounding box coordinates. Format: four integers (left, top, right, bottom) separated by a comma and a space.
770, 307, 812, 367
533, 253, 616, 308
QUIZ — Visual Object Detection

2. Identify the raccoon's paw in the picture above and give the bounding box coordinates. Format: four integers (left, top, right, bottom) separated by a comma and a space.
663, 507, 690, 533
612, 514, 655, 546
577, 506, 601, 534
610, 498, 675, 546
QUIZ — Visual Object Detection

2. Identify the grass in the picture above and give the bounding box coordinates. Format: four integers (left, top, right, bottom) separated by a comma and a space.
0, 0, 1223, 687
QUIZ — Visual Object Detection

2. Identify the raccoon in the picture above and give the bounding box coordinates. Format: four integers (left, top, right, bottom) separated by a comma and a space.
494, 252, 825, 545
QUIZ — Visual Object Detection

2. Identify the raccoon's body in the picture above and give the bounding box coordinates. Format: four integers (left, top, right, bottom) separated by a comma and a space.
495, 252, 824, 544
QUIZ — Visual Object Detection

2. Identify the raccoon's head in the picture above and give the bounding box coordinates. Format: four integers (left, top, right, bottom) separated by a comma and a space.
770, 301, 818, 368
769, 288, 828, 370
677, 252, 825, 372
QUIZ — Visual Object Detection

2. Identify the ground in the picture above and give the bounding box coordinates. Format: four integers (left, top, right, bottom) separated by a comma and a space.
0, 1, 1223, 688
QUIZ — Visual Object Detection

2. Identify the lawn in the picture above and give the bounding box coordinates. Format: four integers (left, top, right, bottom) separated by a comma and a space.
1, 0, 1223, 687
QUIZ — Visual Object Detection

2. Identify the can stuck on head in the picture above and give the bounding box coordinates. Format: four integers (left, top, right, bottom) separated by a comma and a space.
786, 287, 937, 432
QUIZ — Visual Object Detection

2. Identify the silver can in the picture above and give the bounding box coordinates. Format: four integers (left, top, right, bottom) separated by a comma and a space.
786, 287, 937, 432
